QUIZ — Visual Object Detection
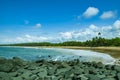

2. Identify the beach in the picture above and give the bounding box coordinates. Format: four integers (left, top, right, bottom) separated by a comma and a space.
0, 46, 120, 80
35, 46, 120, 58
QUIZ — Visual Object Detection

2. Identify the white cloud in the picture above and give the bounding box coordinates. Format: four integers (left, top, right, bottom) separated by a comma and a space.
59, 20, 120, 41
10, 35, 49, 43
83, 7, 99, 18
25, 34, 31, 38
113, 20, 120, 29
59, 32, 72, 39
35, 23, 42, 28
1, 20, 120, 44
100, 11, 116, 19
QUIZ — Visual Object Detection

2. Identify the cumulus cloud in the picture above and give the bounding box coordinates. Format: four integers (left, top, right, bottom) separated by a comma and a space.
35, 23, 42, 28
16, 35, 49, 43
100, 11, 116, 19
59, 32, 73, 39
113, 20, 120, 29
59, 20, 120, 41
83, 7, 99, 18
1, 20, 120, 44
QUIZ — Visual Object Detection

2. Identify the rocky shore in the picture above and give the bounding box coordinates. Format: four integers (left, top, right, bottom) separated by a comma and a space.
0, 57, 120, 80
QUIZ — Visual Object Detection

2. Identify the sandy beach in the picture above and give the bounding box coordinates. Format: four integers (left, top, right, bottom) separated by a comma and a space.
35, 46, 120, 58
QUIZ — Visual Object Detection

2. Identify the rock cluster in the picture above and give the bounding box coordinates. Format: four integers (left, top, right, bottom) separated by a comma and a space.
0, 57, 120, 80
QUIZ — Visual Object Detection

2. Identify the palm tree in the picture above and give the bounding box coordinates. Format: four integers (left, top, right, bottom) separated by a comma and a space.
98, 32, 101, 36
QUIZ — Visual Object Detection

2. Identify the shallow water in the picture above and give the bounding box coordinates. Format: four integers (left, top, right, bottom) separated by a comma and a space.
0, 46, 115, 64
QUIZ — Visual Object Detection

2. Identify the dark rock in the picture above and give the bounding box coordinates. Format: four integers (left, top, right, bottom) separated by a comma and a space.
56, 68, 71, 75
8, 72, 18, 77
117, 73, 120, 80
96, 62, 104, 68
0, 62, 14, 72
114, 65, 120, 72
37, 68, 47, 78
21, 71, 32, 80
0, 72, 12, 80
102, 77, 115, 80
11, 76, 23, 80
77, 74, 88, 80
86, 74, 101, 80
12, 57, 27, 66
47, 67, 57, 76
0, 57, 7, 64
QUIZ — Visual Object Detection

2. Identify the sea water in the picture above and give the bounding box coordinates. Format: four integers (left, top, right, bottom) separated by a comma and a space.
0, 46, 115, 64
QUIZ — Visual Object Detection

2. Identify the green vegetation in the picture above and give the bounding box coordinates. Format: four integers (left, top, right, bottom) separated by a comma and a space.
1, 37, 120, 47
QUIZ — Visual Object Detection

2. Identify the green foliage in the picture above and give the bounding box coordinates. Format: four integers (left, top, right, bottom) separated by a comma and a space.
1, 37, 120, 47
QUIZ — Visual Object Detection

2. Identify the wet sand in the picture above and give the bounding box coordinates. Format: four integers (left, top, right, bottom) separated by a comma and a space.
36, 46, 120, 58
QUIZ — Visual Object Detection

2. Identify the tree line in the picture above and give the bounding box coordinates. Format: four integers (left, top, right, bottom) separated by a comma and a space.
1, 37, 120, 47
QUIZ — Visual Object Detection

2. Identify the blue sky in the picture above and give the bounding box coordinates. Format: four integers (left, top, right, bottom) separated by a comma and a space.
0, 0, 120, 44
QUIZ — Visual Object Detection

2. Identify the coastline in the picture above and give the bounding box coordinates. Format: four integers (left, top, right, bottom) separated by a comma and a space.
0, 47, 120, 79
36, 46, 120, 59
1, 46, 120, 58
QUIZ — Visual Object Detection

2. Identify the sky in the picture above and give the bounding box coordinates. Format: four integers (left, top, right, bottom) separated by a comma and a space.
0, 0, 120, 44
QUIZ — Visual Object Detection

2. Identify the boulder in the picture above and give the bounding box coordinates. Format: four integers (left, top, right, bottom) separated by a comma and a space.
0, 62, 14, 72
0, 72, 12, 80
37, 68, 47, 78
114, 65, 120, 72
86, 74, 101, 80
117, 73, 120, 80
12, 76, 23, 80
12, 57, 27, 66
21, 71, 32, 80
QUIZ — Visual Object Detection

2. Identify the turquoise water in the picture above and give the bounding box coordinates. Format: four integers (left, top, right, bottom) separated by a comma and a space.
0, 46, 115, 64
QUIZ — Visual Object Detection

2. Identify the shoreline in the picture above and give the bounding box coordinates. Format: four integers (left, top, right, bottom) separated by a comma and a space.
0, 57, 120, 80
1, 46, 120, 58
24, 46, 120, 59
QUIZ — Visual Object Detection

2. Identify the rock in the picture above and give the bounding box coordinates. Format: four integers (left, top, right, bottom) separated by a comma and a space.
117, 73, 120, 80
88, 67, 97, 74
96, 62, 104, 68
12, 76, 23, 80
77, 74, 88, 80
44, 76, 52, 80
8, 72, 18, 77
21, 71, 32, 80
86, 74, 101, 80
37, 68, 47, 78
47, 67, 57, 76
56, 68, 71, 75
12, 57, 27, 66
51, 75, 62, 80
0, 57, 7, 64
0, 62, 14, 72
61, 62, 71, 68
96, 74, 106, 79
17, 68, 28, 74
30, 74, 37, 80
105, 65, 113, 70
102, 77, 115, 80
0, 72, 12, 80
114, 65, 120, 72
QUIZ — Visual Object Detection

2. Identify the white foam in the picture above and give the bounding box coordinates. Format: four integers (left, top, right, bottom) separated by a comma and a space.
45, 48, 115, 64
